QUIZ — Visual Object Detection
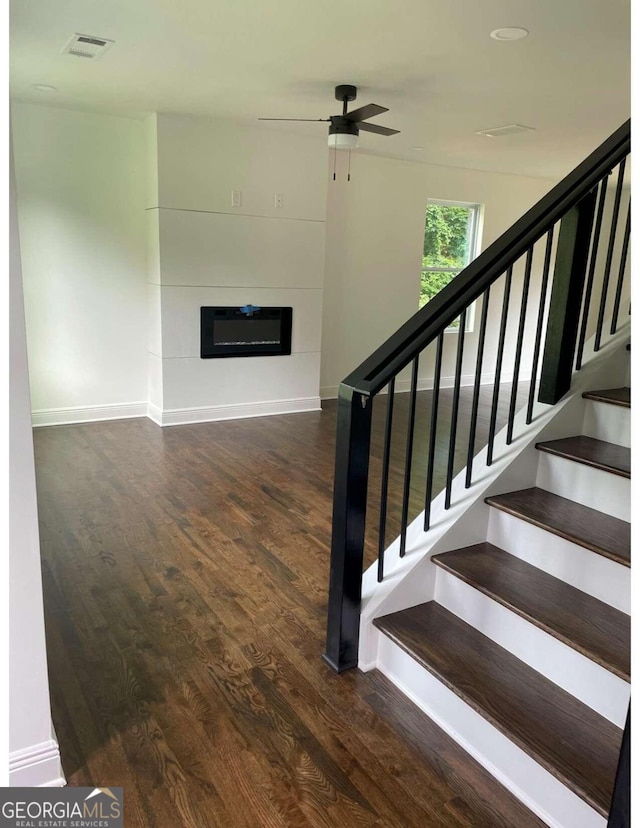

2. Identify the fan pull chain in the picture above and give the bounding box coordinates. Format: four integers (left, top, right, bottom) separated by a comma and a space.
332, 144, 337, 181
347, 148, 352, 181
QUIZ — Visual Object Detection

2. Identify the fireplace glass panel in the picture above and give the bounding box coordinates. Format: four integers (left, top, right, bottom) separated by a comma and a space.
200, 307, 292, 358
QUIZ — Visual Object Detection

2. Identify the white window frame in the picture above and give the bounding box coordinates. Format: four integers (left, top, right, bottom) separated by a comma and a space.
421, 199, 483, 332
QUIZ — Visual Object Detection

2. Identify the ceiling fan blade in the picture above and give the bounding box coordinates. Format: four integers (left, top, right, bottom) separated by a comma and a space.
358, 122, 400, 136
258, 118, 330, 122
344, 103, 389, 123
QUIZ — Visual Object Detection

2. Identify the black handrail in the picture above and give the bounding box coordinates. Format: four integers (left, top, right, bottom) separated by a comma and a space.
324, 119, 630, 676
340, 120, 629, 397
325, 120, 631, 824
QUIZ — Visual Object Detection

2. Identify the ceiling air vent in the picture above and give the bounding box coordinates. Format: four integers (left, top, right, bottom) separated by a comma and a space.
62, 33, 114, 59
476, 124, 535, 138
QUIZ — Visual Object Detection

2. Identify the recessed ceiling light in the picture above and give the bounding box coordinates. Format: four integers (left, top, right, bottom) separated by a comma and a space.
490, 27, 529, 41
408, 146, 424, 151
32, 83, 57, 92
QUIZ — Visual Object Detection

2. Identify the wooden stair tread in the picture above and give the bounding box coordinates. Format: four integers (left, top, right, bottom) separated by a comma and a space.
582, 387, 630, 408
485, 487, 630, 567
374, 602, 622, 817
535, 435, 630, 478
432, 543, 630, 680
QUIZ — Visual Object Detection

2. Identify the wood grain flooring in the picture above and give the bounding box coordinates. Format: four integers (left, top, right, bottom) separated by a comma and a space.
432, 543, 630, 679
373, 603, 622, 817
34, 384, 544, 828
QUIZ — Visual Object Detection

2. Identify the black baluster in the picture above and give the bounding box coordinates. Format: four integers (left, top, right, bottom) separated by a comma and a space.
527, 228, 555, 424
445, 309, 466, 509
576, 178, 608, 369
377, 377, 395, 582
595, 159, 626, 350
610, 199, 630, 335
465, 289, 490, 488
399, 357, 419, 557
424, 334, 444, 531
487, 267, 513, 465
507, 248, 534, 444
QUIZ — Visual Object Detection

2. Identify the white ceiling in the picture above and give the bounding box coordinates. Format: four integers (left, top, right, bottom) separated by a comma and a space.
10, 0, 630, 179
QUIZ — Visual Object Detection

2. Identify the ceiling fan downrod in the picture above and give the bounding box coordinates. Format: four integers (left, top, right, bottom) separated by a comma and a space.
335, 84, 358, 115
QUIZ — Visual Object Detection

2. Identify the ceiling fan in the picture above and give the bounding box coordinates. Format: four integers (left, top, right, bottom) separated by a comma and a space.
259, 84, 400, 151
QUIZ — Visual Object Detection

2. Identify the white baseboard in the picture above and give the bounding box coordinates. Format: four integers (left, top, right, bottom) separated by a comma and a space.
32, 402, 147, 427
146, 402, 163, 425
9, 739, 65, 787
147, 396, 321, 426
320, 372, 526, 400
32, 398, 322, 428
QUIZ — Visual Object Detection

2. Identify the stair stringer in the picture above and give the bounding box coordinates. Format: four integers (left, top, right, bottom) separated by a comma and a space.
358, 322, 630, 671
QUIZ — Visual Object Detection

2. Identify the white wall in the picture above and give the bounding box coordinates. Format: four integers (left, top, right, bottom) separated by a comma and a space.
9, 136, 63, 787
11, 103, 148, 425
320, 151, 556, 397
13, 103, 617, 423
147, 115, 328, 424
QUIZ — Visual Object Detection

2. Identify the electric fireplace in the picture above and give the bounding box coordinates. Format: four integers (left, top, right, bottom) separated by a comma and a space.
200, 306, 293, 358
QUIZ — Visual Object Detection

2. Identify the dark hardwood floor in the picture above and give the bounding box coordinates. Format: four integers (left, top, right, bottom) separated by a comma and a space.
34, 384, 541, 827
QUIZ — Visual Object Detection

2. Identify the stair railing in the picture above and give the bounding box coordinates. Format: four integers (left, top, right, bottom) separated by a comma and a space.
324, 120, 630, 673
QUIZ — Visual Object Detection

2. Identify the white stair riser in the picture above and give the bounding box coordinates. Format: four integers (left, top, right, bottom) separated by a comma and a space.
377, 635, 606, 828
582, 400, 631, 449
435, 569, 629, 727
487, 509, 630, 614
536, 452, 630, 523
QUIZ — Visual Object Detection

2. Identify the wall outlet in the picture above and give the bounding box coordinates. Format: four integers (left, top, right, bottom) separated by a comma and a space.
231, 190, 242, 208
274, 193, 284, 209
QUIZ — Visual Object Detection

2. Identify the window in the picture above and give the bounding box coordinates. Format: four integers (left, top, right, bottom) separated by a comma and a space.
420, 201, 481, 325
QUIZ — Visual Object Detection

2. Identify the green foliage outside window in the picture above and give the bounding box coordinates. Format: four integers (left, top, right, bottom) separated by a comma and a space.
420, 270, 454, 304
423, 204, 470, 268
419, 204, 476, 312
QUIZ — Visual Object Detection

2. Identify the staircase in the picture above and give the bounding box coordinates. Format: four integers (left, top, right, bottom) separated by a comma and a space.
374, 377, 630, 827
323, 120, 631, 828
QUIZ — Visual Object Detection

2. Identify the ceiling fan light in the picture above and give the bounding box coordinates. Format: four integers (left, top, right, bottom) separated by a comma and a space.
328, 133, 359, 150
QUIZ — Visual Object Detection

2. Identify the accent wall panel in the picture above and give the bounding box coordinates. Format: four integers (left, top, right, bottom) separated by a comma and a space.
156, 208, 325, 289
161, 352, 321, 410
147, 284, 163, 356
155, 115, 328, 221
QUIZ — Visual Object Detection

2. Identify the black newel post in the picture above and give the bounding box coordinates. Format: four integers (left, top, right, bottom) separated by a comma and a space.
323, 385, 373, 672
607, 705, 630, 828
538, 188, 597, 405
